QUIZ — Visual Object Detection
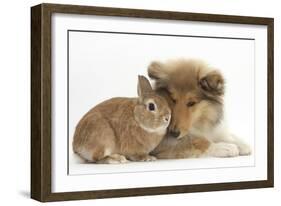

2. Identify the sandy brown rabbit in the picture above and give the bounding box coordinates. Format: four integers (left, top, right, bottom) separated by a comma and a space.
72, 75, 171, 164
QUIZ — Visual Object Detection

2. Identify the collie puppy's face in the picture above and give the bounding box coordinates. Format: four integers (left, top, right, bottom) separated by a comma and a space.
148, 59, 225, 139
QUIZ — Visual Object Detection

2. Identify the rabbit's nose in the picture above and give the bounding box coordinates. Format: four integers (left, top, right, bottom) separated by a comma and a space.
164, 115, 170, 122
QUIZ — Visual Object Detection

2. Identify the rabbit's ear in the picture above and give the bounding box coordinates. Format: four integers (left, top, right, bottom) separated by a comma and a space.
137, 75, 153, 98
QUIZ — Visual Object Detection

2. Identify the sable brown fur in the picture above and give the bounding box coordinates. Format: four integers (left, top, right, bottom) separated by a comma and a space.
148, 59, 251, 158
148, 59, 224, 140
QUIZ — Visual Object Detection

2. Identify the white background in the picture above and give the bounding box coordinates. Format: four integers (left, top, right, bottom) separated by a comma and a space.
64, 14, 258, 177
0, 0, 280, 205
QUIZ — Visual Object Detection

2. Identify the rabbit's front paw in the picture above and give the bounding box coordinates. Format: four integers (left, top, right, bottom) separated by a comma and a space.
141, 155, 157, 162
97, 154, 129, 164
128, 154, 157, 162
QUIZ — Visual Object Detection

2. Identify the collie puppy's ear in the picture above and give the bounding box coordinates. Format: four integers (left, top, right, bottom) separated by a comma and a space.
199, 70, 225, 96
148, 61, 168, 80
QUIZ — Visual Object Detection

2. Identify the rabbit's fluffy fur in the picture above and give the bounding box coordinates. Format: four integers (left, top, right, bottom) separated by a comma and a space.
72, 76, 171, 163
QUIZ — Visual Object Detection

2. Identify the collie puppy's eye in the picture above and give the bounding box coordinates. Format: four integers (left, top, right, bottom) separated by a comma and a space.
187, 101, 196, 107
148, 103, 156, 111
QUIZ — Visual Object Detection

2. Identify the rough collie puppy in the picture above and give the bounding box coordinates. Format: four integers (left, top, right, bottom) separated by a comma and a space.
148, 59, 251, 159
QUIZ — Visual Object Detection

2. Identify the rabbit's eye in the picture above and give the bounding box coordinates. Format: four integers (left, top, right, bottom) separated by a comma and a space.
148, 103, 155, 111
187, 101, 196, 107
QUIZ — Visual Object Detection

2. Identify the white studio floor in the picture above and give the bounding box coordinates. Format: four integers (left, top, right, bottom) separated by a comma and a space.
69, 152, 255, 176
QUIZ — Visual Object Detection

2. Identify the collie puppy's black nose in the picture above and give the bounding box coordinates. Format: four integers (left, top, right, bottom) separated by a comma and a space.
169, 130, 180, 138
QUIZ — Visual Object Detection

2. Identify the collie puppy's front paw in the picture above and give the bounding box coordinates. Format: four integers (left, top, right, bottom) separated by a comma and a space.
237, 143, 252, 156
208, 142, 239, 158
230, 134, 252, 156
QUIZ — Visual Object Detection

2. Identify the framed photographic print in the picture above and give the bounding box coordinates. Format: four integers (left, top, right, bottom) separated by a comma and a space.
31, 3, 274, 202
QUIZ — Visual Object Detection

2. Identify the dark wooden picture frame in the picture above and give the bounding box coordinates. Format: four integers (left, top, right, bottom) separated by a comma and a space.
31, 3, 274, 202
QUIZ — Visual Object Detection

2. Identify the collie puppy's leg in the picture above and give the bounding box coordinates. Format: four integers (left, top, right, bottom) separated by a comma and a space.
214, 131, 251, 155
212, 124, 251, 156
